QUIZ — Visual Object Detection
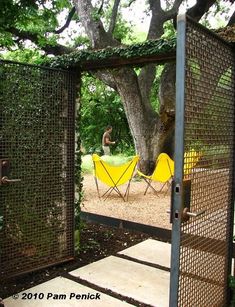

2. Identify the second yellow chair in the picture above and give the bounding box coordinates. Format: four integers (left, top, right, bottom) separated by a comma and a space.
137, 153, 174, 196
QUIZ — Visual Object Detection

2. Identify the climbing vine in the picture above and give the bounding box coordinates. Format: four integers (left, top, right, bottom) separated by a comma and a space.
44, 38, 176, 68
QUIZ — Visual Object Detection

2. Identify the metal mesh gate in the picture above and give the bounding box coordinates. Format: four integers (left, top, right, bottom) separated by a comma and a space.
177, 18, 235, 306
0, 61, 76, 278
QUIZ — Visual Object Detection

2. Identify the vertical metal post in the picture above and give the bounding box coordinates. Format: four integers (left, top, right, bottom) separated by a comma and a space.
169, 14, 186, 307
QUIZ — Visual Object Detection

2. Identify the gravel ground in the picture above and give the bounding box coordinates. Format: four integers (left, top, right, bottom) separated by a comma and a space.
82, 174, 172, 230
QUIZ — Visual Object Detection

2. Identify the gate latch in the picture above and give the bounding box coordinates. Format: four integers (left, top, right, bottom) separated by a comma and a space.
168, 179, 206, 223
0, 159, 21, 185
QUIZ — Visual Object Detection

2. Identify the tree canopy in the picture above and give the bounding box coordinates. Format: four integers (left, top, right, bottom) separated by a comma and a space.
1, 0, 234, 57
1, 0, 235, 173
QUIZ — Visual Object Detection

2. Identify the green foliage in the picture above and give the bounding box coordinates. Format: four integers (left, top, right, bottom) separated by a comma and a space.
2, 49, 44, 63
0, 0, 232, 59
112, 16, 133, 42
104, 2, 134, 43
162, 21, 176, 40
45, 37, 176, 68
0, 0, 73, 50
91, 8, 102, 22
74, 36, 91, 49
150, 65, 164, 112
80, 73, 134, 155
0, 31, 15, 49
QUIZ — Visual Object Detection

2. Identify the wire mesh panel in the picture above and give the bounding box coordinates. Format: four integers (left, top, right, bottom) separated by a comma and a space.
178, 18, 235, 306
0, 61, 76, 278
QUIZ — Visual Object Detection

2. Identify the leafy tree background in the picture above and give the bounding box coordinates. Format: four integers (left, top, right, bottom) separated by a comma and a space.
0, 0, 235, 173
81, 73, 134, 155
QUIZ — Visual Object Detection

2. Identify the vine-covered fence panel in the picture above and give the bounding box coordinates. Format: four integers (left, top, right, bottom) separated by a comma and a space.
0, 61, 76, 278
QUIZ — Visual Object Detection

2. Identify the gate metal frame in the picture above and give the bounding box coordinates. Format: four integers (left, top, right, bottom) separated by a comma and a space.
169, 14, 186, 307
170, 14, 235, 306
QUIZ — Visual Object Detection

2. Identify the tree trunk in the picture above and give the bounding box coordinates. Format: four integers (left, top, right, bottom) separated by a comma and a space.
111, 67, 158, 174
158, 63, 176, 158
95, 64, 176, 175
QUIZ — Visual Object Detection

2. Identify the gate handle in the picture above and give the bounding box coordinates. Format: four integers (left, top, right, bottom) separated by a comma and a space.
167, 208, 206, 217
1, 176, 21, 184
182, 207, 206, 219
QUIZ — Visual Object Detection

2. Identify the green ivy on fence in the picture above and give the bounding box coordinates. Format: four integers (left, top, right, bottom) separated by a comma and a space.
44, 38, 176, 69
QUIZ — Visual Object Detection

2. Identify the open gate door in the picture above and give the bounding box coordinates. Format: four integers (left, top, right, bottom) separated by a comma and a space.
0, 61, 77, 278
170, 15, 235, 306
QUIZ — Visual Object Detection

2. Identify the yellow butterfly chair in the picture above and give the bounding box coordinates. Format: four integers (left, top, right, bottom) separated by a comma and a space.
137, 153, 174, 196
92, 154, 140, 201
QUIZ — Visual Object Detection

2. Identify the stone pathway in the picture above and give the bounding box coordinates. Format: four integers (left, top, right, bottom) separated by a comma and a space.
4, 239, 171, 307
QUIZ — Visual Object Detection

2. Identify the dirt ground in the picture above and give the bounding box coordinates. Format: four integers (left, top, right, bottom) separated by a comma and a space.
81, 174, 172, 230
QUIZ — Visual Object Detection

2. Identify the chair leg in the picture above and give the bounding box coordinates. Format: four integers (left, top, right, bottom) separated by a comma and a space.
148, 184, 160, 196
143, 178, 160, 196
103, 186, 125, 201
159, 181, 168, 193
102, 187, 113, 198
124, 180, 131, 201
144, 179, 151, 195
112, 186, 126, 201
94, 177, 100, 198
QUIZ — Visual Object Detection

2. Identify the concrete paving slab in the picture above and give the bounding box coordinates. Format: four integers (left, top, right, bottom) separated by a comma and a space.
70, 256, 169, 307
118, 239, 171, 268
3, 276, 133, 307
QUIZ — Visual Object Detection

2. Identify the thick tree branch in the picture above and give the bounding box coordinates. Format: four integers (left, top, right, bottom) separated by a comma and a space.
164, 0, 183, 20
93, 70, 117, 91
149, 0, 162, 12
138, 64, 158, 119
227, 9, 235, 25
73, 0, 120, 48
140, 0, 179, 121
6, 27, 73, 55
108, 0, 121, 34
141, 0, 179, 115
98, 0, 105, 15
127, 0, 136, 6
147, 0, 164, 39
186, 0, 217, 21
54, 7, 76, 34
